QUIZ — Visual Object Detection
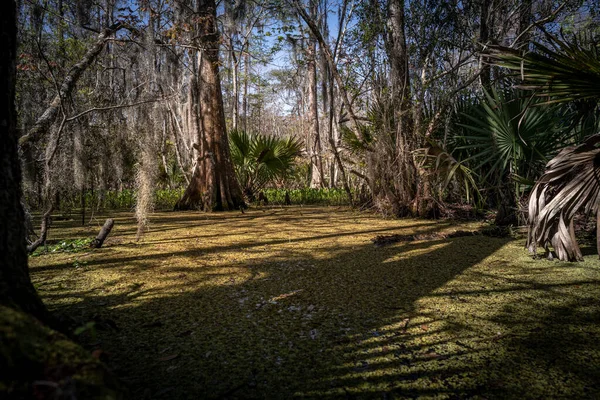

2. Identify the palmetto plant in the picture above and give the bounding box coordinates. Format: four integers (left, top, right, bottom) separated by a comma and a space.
229, 130, 302, 201
489, 36, 600, 261
457, 87, 572, 195
416, 139, 480, 205
490, 36, 600, 103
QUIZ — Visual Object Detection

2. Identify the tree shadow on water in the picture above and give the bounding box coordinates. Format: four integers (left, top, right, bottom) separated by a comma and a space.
32, 209, 599, 399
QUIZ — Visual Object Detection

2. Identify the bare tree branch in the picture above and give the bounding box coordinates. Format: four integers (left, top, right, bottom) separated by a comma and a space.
19, 22, 133, 150
65, 98, 171, 122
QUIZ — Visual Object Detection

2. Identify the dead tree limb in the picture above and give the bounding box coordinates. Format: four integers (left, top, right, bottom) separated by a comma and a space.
27, 205, 54, 254
90, 218, 114, 248
19, 22, 127, 150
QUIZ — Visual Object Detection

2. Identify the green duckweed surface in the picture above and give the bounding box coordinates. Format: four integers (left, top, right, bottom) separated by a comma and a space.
29, 206, 600, 399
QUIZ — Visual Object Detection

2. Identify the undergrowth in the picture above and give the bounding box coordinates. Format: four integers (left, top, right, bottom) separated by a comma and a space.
27, 187, 351, 214
261, 188, 351, 205
30, 237, 92, 256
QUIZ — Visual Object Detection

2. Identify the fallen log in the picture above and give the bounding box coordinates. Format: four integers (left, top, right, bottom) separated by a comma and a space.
90, 218, 114, 248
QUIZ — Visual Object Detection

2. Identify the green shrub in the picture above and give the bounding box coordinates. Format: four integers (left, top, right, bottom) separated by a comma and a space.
31, 238, 93, 257
261, 188, 351, 206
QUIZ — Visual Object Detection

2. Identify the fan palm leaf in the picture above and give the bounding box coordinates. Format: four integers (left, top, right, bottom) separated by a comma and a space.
488, 37, 600, 103
489, 36, 600, 140
457, 87, 571, 188
229, 130, 302, 200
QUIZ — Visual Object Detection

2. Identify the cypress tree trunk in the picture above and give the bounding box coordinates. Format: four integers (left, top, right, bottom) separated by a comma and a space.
0, 0, 53, 325
175, 0, 245, 211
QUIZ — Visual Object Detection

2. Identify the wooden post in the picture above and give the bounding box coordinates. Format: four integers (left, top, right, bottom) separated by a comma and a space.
91, 218, 114, 248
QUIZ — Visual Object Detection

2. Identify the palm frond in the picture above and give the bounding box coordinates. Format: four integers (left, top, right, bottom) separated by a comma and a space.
488, 37, 600, 104
527, 134, 600, 261
489, 36, 600, 261
340, 124, 374, 153
229, 130, 301, 198
416, 137, 481, 205
457, 87, 572, 188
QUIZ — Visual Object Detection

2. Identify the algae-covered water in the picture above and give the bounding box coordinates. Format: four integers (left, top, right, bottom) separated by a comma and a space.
29, 206, 600, 399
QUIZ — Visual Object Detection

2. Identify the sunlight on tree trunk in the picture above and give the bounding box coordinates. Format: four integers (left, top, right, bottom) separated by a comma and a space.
175, 0, 245, 211
307, 34, 325, 189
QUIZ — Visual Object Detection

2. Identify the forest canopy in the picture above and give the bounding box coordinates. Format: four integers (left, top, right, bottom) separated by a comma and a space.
15, 0, 600, 234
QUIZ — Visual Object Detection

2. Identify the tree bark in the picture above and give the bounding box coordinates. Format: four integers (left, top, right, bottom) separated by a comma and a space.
224, 0, 240, 131
231, 52, 240, 131
0, 0, 53, 325
242, 52, 250, 133
386, 0, 417, 215
387, 0, 412, 117
174, 0, 245, 211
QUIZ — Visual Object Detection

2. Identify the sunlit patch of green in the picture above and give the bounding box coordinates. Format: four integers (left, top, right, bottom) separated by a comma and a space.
262, 187, 351, 205
28, 207, 600, 398
30, 237, 93, 256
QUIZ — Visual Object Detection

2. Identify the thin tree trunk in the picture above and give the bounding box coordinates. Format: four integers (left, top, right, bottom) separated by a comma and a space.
166, 103, 191, 185
294, 2, 363, 142
387, 0, 417, 215
329, 81, 353, 203
27, 205, 54, 254
232, 56, 240, 131
479, 0, 491, 90
243, 52, 249, 133
319, 1, 331, 187
307, 35, 324, 188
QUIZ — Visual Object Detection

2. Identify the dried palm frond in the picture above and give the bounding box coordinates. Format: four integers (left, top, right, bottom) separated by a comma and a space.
527, 134, 600, 261
415, 137, 481, 206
